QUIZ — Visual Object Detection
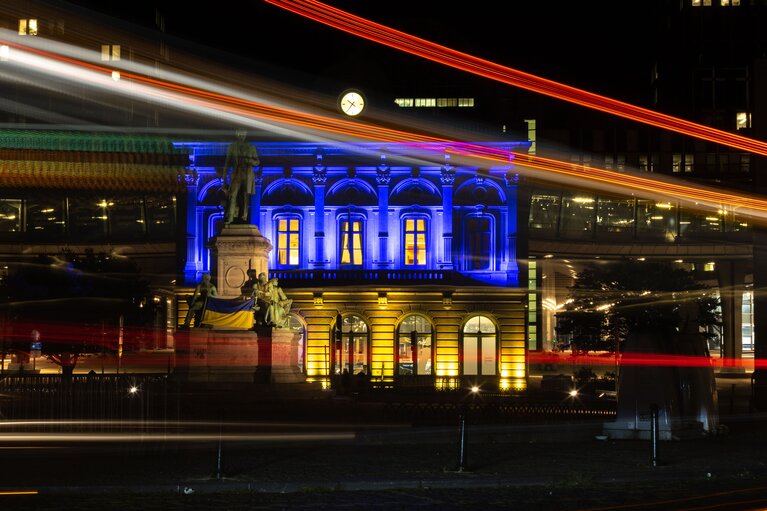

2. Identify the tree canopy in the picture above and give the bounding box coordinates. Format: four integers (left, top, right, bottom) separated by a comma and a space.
556, 260, 720, 353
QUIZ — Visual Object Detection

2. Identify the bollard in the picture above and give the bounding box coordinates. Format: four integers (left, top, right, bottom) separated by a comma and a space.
650, 404, 660, 467
457, 407, 468, 472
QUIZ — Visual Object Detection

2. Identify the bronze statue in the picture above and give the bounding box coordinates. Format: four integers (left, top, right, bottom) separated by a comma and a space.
183, 273, 217, 327
220, 129, 260, 224
263, 277, 293, 328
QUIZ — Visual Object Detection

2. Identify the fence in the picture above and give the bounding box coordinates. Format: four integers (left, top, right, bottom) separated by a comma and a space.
0, 374, 177, 431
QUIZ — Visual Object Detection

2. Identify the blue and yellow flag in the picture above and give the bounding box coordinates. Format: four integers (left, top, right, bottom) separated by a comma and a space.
200, 297, 255, 330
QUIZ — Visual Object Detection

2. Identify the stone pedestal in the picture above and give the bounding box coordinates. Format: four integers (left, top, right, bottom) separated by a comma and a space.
262, 327, 304, 384
174, 327, 304, 384
174, 329, 260, 383
211, 224, 272, 297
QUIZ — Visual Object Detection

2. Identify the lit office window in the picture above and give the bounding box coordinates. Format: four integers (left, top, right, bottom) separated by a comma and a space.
404, 217, 427, 266
436, 98, 457, 107
101, 44, 121, 61
68, 197, 109, 241
415, 98, 436, 107
340, 218, 363, 266
394, 98, 414, 107
0, 199, 22, 233
740, 154, 751, 173
672, 153, 682, 173
19, 19, 38, 35
639, 155, 649, 172
529, 191, 560, 235
596, 197, 635, 236
736, 112, 751, 130
27, 198, 65, 237
398, 315, 433, 376
636, 201, 676, 240
559, 193, 595, 239
604, 155, 613, 170
145, 195, 176, 239
108, 196, 145, 240
458, 98, 474, 107
463, 315, 497, 376
692, 0, 701, 5
277, 217, 300, 266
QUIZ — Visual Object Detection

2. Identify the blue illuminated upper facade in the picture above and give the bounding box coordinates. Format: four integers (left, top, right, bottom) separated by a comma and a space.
177, 141, 529, 288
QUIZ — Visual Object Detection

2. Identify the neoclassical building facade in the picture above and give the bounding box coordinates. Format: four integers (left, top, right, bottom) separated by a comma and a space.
178, 140, 530, 390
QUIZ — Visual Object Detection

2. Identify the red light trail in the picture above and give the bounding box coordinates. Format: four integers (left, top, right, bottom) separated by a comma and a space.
0, 318, 758, 370
266, 0, 767, 157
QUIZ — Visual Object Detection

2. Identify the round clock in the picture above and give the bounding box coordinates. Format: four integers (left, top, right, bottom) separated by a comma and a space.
339, 89, 366, 117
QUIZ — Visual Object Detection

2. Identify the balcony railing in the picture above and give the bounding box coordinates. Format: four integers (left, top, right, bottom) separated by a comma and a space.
271, 269, 481, 287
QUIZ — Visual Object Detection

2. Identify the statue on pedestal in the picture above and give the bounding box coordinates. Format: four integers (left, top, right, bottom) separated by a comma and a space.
219, 129, 260, 225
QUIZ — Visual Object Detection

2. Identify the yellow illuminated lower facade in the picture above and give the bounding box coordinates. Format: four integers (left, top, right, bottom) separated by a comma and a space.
289, 286, 527, 392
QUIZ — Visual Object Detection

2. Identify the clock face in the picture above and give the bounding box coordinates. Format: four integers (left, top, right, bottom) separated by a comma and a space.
340, 91, 365, 117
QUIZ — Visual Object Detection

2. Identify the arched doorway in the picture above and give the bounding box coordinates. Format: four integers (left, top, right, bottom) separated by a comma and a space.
462, 315, 497, 376
334, 314, 369, 376
397, 314, 433, 377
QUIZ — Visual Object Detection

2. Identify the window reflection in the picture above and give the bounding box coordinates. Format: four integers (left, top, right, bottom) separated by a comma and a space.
335, 314, 368, 375
529, 191, 560, 236
463, 315, 496, 376
0, 199, 22, 233
27, 197, 65, 237
398, 315, 433, 376
560, 193, 595, 239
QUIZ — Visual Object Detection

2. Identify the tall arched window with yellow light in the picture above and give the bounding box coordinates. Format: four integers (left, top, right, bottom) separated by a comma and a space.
276, 216, 300, 267
339, 215, 364, 267
462, 315, 497, 376
335, 314, 369, 375
404, 216, 427, 266
397, 315, 433, 376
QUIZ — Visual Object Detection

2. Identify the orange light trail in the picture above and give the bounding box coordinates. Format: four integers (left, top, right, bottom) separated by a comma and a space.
5, 36, 767, 215
266, 0, 767, 157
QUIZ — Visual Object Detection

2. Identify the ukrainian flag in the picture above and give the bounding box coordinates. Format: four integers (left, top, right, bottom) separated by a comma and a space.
200, 297, 255, 330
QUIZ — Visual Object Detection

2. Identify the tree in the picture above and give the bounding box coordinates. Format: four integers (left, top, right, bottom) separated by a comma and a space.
556, 260, 720, 354
557, 259, 722, 436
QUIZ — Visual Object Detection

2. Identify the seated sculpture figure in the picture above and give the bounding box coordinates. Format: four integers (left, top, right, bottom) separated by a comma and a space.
263, 277, 292, 328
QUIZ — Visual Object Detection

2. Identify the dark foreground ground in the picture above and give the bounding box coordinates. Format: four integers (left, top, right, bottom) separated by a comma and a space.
1, 375, 764, 510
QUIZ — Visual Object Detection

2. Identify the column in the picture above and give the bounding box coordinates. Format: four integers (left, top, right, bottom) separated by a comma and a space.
312, 157, 328, 268
439, 156, 455, 270
504, 171, 520, 284
183, 172, 201, 286
717, 259, 746, 373
375, 157, 391, 268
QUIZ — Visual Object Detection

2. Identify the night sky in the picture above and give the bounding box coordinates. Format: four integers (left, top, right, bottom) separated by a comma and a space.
59, 0, 661, 105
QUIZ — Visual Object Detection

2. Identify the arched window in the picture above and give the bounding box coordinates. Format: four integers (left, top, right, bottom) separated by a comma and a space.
335, 314, 369, 375
286, 314, 306, 373
275, 215, 301, 267
397, 315, 433, 376
462, 315, 497, 376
